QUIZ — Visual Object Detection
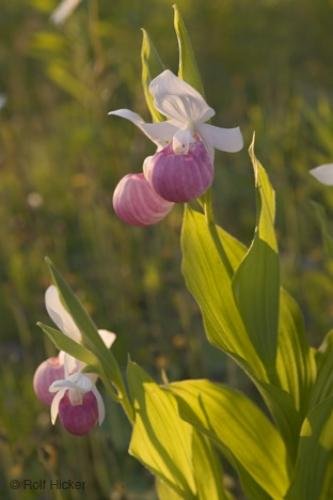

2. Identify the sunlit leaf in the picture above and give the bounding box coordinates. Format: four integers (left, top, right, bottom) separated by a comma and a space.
181, 206, 266, 381
156, 479, 183, 500
286, 396, 333, 499
173, 4, 205, 94
192, 432, 231, 500
127, 362, 197, 498
277, 290, 316, 417
181, 205, 315, 456
233, 136, 279, 373
170, 379, 290, 498
309, 330, 333, 408
141, 29, 165, 122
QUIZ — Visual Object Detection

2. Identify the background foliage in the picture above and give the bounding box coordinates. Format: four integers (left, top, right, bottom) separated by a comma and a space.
1, 0, 333, 498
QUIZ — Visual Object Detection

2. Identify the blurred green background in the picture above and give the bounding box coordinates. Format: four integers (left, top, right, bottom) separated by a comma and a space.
1, 0, 333, 498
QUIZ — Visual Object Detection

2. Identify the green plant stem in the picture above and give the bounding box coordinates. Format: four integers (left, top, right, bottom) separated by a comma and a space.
100, 357, 134, 424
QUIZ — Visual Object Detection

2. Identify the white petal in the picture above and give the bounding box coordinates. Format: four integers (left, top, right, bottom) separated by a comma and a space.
50, 372, 93, 393
149, 70, 215, 124
98, 329, 117, 349
69, 372, 93, 392
49, 378, 75, 392
198, 123, 244, 153
45, 285, 81, 342
108, 109, 176, 147
86, 373, 98, 384
68, 387, 83, 405
50, 388, 66, 424
58, 351, 66, 365
172, 128, 194, 154
91, 385, 105, 425
310, 164, 333, 185
63, 352, 82, 377
51, 0, 81, 25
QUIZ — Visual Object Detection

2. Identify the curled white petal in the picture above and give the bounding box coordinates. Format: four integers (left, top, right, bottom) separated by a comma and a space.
49, 372, 93, 394
108, 109, 144, 125
86, 373, 98, 384
310, 164, 333, 185
91, 385, 106, 425
98, 329, 116, 349
198, 123, 244, 153
149, 70, 215, 124
58, 350, 66, 365
63, 352, 82, 378
45, 285, 81, 342
108, 109, 176, 147
172, 128, 194, 154
51, 0, 82, 25
50, 388, 66, 424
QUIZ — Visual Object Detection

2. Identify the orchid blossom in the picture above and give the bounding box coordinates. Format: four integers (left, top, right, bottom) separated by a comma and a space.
109, 69, 243, 214
45, 285, 116, 374
49, 365, 105, 435
109, 69, 243, 156
33, 285, 116, 434
112, 173, 174, 226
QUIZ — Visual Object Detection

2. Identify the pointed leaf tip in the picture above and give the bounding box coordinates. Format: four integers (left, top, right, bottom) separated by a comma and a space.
140, 29, 164, 123
173, 3, 204, 94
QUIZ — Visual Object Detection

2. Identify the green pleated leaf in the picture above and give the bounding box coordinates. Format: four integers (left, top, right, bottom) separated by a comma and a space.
249, 137, 277, 251
37, 322, 98, 367
127, 362, 197, 498
156, 480, 183, 500
308, 330, 333, 408
233, 238, 279, 372
192, 432, 231, 500
233, 137, 279, 373
277, 290, 316, 416
170, 379, 290, 498
181, 206, 266, 381
173, 3, 205, 94
127, 363, 231, 499
286, 396, 333, 499
181, 176, 315, 454
157, 435, 231, 500
255, 379, 300, 464
141, 29, 164, 122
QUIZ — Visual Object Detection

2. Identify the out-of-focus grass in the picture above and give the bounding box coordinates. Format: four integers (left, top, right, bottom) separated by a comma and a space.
1, 0, 333, 498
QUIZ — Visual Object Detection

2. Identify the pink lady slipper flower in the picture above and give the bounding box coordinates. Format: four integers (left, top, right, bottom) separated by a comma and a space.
109, 69, 243, 204
112, 173, 173, 226
49, 367, 104, 436
33, 285, 116, 408
33, 353, 66, 406
310, 163, 333, 185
